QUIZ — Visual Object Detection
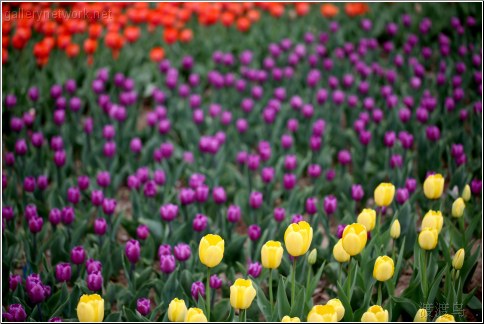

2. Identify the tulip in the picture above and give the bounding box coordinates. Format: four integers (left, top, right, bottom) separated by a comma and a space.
451, 198, 465, 218
307, 305, 338, 322
421, 210, 443, 233
357, 208, 376, 231
423, 173, 444, 199
26, 274, 50, 304
261, 241, 284, 269
342, 223, 367, 256
230, 278, 256, 310
125, 239, 141, 264
227, 205, 242, 223
390, 220, 401, 239
168, 298, 187, 322
308, 249, 317, 265
373, 256, 395, 281
71, 246, 86, 265
247, 262, 262, 278
284, 221, 313, 257
185, 308, 208, 322
55, 263, 72, 282
191, 281, 206, 301
193, 214, 208, 232
323, 195, 337, 215
160, 255, 176, 274
333, 239, 350, 263
282, 315, 301, 322
414, 308, 428, 322
248, 224, 262, 241
452, 248, 465, 270
86, 259, 102, 274
326, 299, 345, 321
462, 185, 471, 201
435, 314, 455, 322
173, 243, 191, 262
361, 305, 389, 322
77, 294, 104, 322
374, 183, 395, 207
210, 274, 223, 289
3, 304, 27, 322
86, 271, 103, 291
136, 298, 150, 316
198, 234, 224, 268
418, 227, 439, 250
9, 274, 21, 291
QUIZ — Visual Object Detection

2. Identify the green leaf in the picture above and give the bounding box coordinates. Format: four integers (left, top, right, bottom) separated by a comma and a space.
337, 281, 354, 322
290, 287, 305, 318
277, 276, 291, 320
427, 265, 447, 305
252, 278, 272, 321
123, 306, 149, 322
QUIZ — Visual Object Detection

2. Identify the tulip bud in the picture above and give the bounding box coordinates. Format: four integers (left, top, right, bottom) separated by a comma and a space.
125, 239, 141, 264
248, 224, 262, 241
191, 281, 205, 301
137, 298, 151, 316
462, 185, 471, 201
9, 274, 22, 291
77, 294, 104, 322
361, 305, 389, 322
55, 263, 72, 282
261, 241, 284, 269
227, 205, 242, 223
198, 234, 224, 268
284, 221, 313, 257
3, 304, 27, 322
160, 254, 176, 274
390, 220, 401, 239
210, 274, 223, 289
307, 305, 338, 322
192, 214, 208, 232
421, 210, 443, 233
357, 208, 376, 231
308, 248, 317, 265
247, 262, 262, 278
230, 278, 257, 310
173, 243, 191, 262
452, 248, 465, 270
435, 314, 455, 322
281, 315, 301, 322
86, 271, 103, 291
373, 256, 395, 281
185, 308, 208, 322
333, 239, 350, 263
342, 223, 367, 256
451, 198, 465, 218
374, 183, 395, 207
326, 299, 345, 321
71, 246, 86, 265
168, 298, 187, 322
414, 308, 428, 322
418, 228, 439, 250
423, 173, 445, 199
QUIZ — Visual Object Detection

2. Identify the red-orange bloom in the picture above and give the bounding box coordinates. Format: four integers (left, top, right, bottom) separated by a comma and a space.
345, 3, 369, 17
150, 46, 165, 62
179, 28, 193, 43
320, 4, 339, 18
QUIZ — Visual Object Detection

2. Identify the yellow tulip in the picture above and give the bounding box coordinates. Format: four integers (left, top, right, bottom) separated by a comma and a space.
418, 227, 438, 250
230, 278, 256, 310
361, 305, 389, 322
357, 208, 376, 231
373, 256, 395, 282
281, 315, 301, 322
462, 184, 471, 202
451, 198, 465, 218
77, 294, 104, 322
333, 239, 350, 263
374, 183, 395, 207
284, 221, 313, 257
307, 305, 338, 322
199, 234, 224, 268
435, 314, 455, 322
421, 210, 443, 233
423, 173, 444, 199
414, 308, 427, 322
184, 308, 207, 322
342, 223, 367, 256
167, 298, 187, 322
326, 299, 345, 321
390, 219, 401, 239
261, 241, 284, 269
452, 248, 465, 270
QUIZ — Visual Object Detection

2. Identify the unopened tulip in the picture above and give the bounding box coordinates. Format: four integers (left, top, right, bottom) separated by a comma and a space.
373, 256, 395, 281
390, 220, 401, 239
342, 223, 367, 256
168, 298, 187, 322
418, 228, 439, 250
414, 308, 427, 322
77, 294, 104, 322
451, 198, 465, 218
452, 248, 465, 270
230, 278, 256, 310
462, 185, 471, 201
185, 308, 208, 322
333, 239, 350, 263
261, 241, 284, 269
423, 173, 444, 199
374, 183, 395, 207
357, 208, 376, 231
435, 314, 455, 322
361, 305, 389, 322
284, 221, 313, 256
199, 234, 224, 268
282, 315, 301, 322
326, 299, 345, 321
307, 305, 338, 322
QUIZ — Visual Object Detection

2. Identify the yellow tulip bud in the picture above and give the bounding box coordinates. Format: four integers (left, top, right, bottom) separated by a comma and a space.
342, 223, 367, 256
451, 198, 465, 218
199, 234, 224, 268
452, 248, 465, 270
418, 227, 438, 250
307, 305, 338, 322
281, 315, 301, 322
77, 294, 104, 322
308, 248, 317, 265
361, 305, 389, 322
230, 278, 256, 310
374, 183, 395, 207
184, 308, 207, 322
414, 308, 427, 322
421, 210, 443, 233
373, 256, 395, 282
284, 221, 313, 257
326, 299, 345, 321
333, 239, 350, 263
357, 208, 376, 231
390, 219, 401, 239
423, 173, 444, 199
168, 298, 187, 322
261, 240, 284, 269
435, 314, 456, 322
462, 185, 471, 202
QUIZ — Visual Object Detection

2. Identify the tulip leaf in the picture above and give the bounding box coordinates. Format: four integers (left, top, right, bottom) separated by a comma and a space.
337, 281, 354, 322
104, 312, 122, 322
212, 298, 231, 322
392, 237, 406, 287
427, 265, 447, 305
148, 301, 165, 321
123, 306, 149, 322
276, 276, 291, 320
290, 287, 305, 318
251, 278, 272, 321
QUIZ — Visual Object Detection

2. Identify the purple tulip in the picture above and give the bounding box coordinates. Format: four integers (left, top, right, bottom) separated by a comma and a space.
136, 224, 149, 240
337, 224, 347, 239
174, 243, 191, 262
55, 263, 72, 282
179, 188, 195, 205
193, 214, 208, 232
338, 150, 352, 165
247, 224, 261, 241
29, 216, 43, 234
212, 187, 227, 204
308, 164, 322, 178
305, 197, 318, 215
130, 138, 143, 154
384, 131, 396, 147
67, 187, 81, 205
31, 132, 44, 147
249, 191, 263, 209
9, 274, 22, 291
273, 207, 286, 223
70, 246, 86, 265
48, 208, 61, 226
23, 176, 36, 192
283, 173, 297, 190
53, 150, 66, 167
137, 298, 151, 316
248, 262, 262, 278
86, 259, 102, 274
159, 254, 176, 274
28, 86, 40, 101
48, 317, 63, 322
191, 281, 205, 301
390, 154, 403, 169
3, 304, 27, 322
5, 152, 15, 166
97, 171, 111, 188
125, 239, 141, 264
25, 204, 38, 220
471, 179, 482, 195
91, 190, 104, 206
323, 195, 338, 215
158, 244, 172, 258
26, 274, 50, 304
396, 188, 410, 205
102, 198, 117, 215
160, 204, 179, 222
426, 125, 441, 142
87, 271, 103, 291
227, 205, 241, 223
351, 185, 364, 201
291, 214, 304, 224
284, 155, 297, 171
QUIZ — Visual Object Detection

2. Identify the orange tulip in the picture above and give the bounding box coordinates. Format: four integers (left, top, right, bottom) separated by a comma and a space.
150, 47, 165, 62
320, 4, 339, 18
345, 3, 369, 17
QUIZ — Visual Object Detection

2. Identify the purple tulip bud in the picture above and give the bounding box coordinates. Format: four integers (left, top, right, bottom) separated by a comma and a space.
3, 304, 27, 322
337, 224, 347, 239
160, 204, 178, 222
3, 206, 14, 222
137, 298, 151, 316
29, 216, 43, 234
60, 206, 75, 225
159, 254, 176, 274
305, 197, 318, 215
247, 154, 260, 171
351, 184, 364, 201
323, 195, 338, 215
174, 243, 191, 262
272, 207, 285, 223
308, 164, 322, 178
284, 155, 297, 171
249, 192, 263, 209
338, 150, 352, 165
23, 176, 36, 192
247, 224, 261, 241
87, 271, 103, 291
471, 179, 482, 195
390, 154, 403, 169
261, 167, 275, 184
158, 244, 171, 258
26, 274, 50, 304
77, 176, 90, 191
86, 259, 102, 274
48, 208, 61, 226
291, 214, 303, 224
102, 198, 117, 215
125, 239, 141, 264
91, 190, 104, 207
71, 246, 86, 265
134, 224, 149, 240
212, 187, 227, 204
193, 214, 208, 232
9, 274, 22, 291
248, 262, 262, 278
93, 218, 107, 236
207, 274, 222, 290
130, 138, 143, 154
283, 173, 297, 190
191, 281, 205, 301
179, 188, 195, 205
15, 139, 28, 156
24, 204, 38, 220
143, 181, 157, 198
67, 187, 81, 205
426, 125, 440, 142
451, 144, 465, 158
55, 263, 72, 282
405, 178, 417, 194
28, 86, 40, 101
5, 152, 15, 166
97, 171, 111, 188
396, 188, 409, 205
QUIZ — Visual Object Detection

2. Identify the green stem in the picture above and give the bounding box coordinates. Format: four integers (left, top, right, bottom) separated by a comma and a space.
269, 269, 273, 308
240, 309, 246, 322
291, 257, 296, 309
206, 267, 211, 321
422, 251, 428, 303
377, 282, 382, 305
